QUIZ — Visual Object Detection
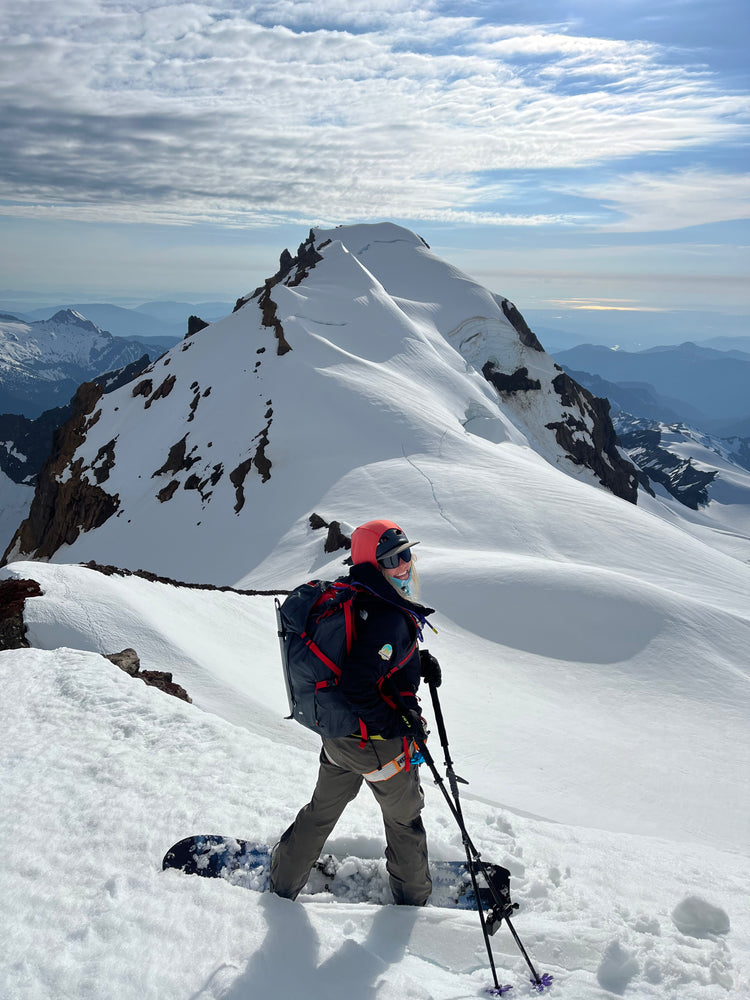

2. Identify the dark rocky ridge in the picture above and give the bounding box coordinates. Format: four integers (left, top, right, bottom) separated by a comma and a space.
482, 362, 541, 394
501, 299, 545, 352
0, 354, 151, 487
0, 577, 43, 649
186, 315, 210, 338
615, 419, 717, 509
79, 560, 290, 595
233, 230, 328, 356
481, 351, 638, 504
2, 381, 120, 563
309, 513, 352, 554
546, 372, 638, 504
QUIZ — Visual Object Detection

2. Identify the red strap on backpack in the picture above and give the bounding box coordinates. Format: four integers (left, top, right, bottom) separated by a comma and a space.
301, 585, 369, 743
301, 633, 342, 677
376, 667, 398, 709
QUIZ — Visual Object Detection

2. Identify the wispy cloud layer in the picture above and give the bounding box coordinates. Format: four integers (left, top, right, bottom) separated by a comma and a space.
1, 0, 747, 232
576, 169, 750, 232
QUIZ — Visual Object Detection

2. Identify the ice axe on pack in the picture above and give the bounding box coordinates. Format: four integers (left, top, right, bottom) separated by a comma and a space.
394, 678, 553, 995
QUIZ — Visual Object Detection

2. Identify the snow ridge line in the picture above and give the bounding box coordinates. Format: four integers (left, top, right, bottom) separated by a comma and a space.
78, 561, 290, 596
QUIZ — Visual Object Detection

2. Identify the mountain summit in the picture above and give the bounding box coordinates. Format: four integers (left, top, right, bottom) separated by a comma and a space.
4, 223, 637, 583
0, 308, 168, 417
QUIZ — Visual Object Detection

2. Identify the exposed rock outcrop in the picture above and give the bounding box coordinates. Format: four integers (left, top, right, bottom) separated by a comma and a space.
482, 362, 541, 394
104, 647, 192, 703
144, 374, 176, 408
186, 315, 209, 338
229, 403, 274, 511
0, 577, 43, 650
309, 513, 352, 554
233, 229, 327, 356
546, 372, 639, 504
132, 378, 152, 399
229, 457, 253, 513
615, 421, 717, 509
156, 480, 180, 503
2, 381, 120, 564
500, 299, 545, 352
152, 434, 191, 478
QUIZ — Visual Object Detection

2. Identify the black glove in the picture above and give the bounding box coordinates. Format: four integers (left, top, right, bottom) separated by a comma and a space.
406, 709, 429, 741
419, 649, 442, 688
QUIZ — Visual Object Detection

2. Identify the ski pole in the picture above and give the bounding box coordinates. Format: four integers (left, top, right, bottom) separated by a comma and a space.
395, 684, 551, 993
424, 680, 551, 992
394, 697, 505, 991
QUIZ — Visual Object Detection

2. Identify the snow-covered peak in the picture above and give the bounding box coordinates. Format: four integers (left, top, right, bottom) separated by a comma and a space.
45, 308, 109, 337
5, 223, 641, 581
0, 309, 164, 417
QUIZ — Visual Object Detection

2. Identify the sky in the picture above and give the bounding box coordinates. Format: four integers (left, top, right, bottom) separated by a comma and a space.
1, 0, 748, 340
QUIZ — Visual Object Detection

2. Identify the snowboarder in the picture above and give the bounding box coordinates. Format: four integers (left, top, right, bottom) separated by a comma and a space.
270, 519, 442, 906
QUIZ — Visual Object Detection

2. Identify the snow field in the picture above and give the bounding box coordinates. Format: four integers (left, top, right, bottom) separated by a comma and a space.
9, 558, 750, 852
2, 646, 746, 1000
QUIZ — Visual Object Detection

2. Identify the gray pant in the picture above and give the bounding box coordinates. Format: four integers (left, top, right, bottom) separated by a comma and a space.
270, 736, 432, 906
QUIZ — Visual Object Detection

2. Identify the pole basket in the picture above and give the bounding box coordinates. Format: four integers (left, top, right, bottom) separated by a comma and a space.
532, 973, 555, 992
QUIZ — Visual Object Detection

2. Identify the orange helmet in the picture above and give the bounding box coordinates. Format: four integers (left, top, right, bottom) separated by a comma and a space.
350, 519, 419, 568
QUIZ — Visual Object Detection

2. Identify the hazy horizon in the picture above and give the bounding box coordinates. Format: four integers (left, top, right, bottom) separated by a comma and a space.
2, 286, 748, 354
2, 298, 748, 355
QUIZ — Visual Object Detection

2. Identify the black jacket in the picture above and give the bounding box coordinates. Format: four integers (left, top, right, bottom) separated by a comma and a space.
339, 562, 435, 739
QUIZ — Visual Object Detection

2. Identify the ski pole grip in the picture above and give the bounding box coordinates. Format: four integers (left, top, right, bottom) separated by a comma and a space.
388, 687, 435, 764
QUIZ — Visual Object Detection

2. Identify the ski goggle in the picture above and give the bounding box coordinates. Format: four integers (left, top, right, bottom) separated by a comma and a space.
378, 547, 412, 569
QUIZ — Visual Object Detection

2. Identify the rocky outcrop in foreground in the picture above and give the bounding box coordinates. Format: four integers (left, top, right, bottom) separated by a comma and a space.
0, 577, 191, 701
0, 577, 43, 649
104, 648, 192, 703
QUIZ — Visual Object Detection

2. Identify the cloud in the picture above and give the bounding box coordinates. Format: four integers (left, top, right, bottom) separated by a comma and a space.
576, 169, 750, 231
0, 1, 747, 229
548, 299, 673, 312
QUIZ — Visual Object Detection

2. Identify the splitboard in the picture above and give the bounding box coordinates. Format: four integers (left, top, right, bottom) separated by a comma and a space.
162, 835, 504, 910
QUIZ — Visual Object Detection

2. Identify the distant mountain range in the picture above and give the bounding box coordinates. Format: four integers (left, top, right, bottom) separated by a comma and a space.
614, 413, 750, 511
0, 309, 176, 417
558, 344, 750, 530
561, 368, 704, 427
523, 307, 750, 354
4, 300, 234, 344
554, 341, 750, 438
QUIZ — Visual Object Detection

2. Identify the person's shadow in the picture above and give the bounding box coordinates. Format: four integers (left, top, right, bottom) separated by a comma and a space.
215, 893, 420, 1000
